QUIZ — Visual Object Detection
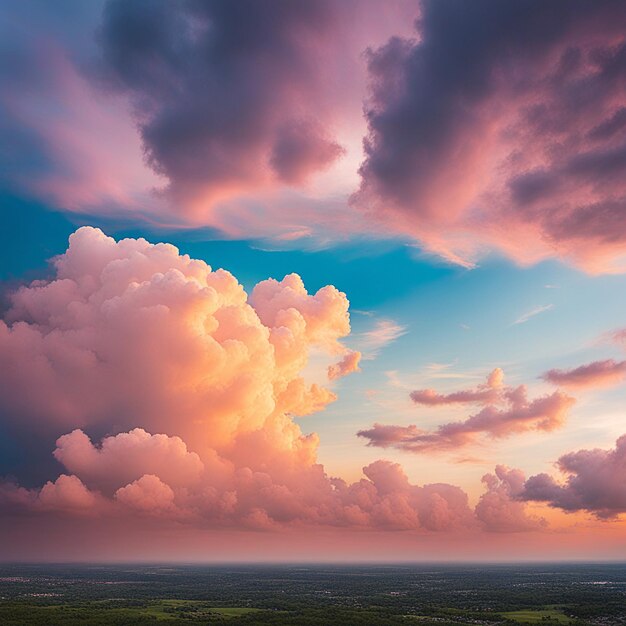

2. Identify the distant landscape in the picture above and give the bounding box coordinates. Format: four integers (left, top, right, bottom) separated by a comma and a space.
0, 563, 624, 625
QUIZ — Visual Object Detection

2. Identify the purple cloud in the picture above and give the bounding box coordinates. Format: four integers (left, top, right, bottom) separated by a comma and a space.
521, 435, 626, 519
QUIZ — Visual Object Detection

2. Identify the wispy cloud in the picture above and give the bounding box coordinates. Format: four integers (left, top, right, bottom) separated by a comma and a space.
513, 304, 553, 325
359, 319, 407, 359
424, 362, 456, 373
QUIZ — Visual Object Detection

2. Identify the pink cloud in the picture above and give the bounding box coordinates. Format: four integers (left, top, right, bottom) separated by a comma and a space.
328, 351, 362, 380
0, 227, 486, 532
0, 227, 353, 455
359, 369, 575, 452
7, 0, 626, 277
1, 1, 422, 244
53, 428, 206, 494
522, 435, 626, 519
475, 466, 546, 533
3, 426, 482, 531
115, 475, 177, 514
0, 228, 596, 536
358, 319, 407, 358
0, 34, 162, 220
38, 475, 98, 512
410, 368, 503, 406
542, 359, 626, 389
611, 327, 626, 346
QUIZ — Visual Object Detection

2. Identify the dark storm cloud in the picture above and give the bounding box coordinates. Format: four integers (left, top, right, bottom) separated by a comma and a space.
356, 0, 626, 272
96, 0, 345, 205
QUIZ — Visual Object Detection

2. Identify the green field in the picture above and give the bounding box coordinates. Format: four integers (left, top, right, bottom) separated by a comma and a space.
136, 599, 262, 619
500, 609, 575, 624
0, 600, 265, 624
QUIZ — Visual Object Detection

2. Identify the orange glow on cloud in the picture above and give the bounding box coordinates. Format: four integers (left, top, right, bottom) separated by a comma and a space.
0, 228, 624, 559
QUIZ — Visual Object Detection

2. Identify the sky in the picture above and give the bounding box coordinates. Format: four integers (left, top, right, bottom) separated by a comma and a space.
1, 0, 626, 562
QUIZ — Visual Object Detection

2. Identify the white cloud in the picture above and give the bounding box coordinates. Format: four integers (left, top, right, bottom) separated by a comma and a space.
513, 304, 554, 325
358, 319, 407, 359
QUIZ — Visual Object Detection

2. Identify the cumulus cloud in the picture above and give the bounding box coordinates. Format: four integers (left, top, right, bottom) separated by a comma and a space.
5, 426, 481, 531
115, 475, 176, 514
0, 232, 590, 533
359, 369, 575, 453
38, 475, 98, 512
475, 466, 546, 533
542, 359, 626, 389
53, 429, 206, 493
0, 227, 486, 532
521, 435, 626, 519
0, 226, 351, 458
356, 0, 626, 273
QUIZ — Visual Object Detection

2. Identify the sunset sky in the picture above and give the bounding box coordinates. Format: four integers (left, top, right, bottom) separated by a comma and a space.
1, 0, 626, 562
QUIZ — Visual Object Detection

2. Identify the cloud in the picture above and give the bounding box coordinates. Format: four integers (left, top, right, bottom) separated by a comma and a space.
410, 367, 503, 405
53, 429, 206, 493
5, 426, 481, 531
521, 435, 626, 519
475, 465, 546, 532
95, 0, 346, 214
38, 475, 98, 512
269, 119, 346, 185
542, 359, 626, 389
7, 0, 626, 274
355, 0, 626, 273
0, 1, 422, 244
610, 327, 626, 346
0, 227, 486, 532
0, 2, 161, 218
328, 351, 362, 380
513, 304, 554, 325
0, 226, 351, 456
0, 230, 595, 535
358, 369, 575, 453
115, 474, 177, 514
358, 319, 407, 358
